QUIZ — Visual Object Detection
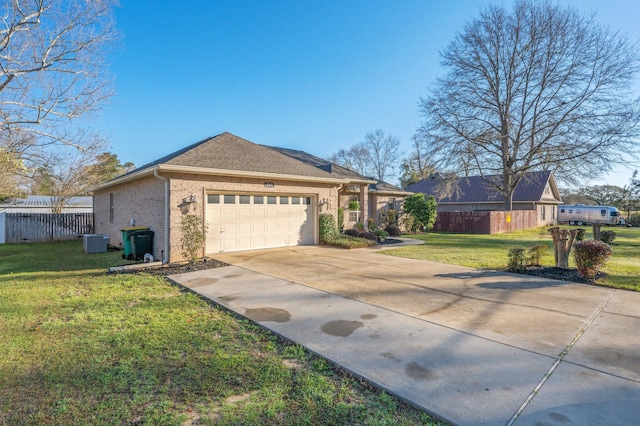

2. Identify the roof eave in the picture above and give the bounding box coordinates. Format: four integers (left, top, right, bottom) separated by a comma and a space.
91, 164, 347, 192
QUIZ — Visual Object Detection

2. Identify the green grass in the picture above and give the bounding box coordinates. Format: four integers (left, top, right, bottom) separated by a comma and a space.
0, 241, 443, 425
383, 226, 640, 291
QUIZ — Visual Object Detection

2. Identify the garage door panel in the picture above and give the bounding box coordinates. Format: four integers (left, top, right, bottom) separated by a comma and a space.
207, 194, 315, 253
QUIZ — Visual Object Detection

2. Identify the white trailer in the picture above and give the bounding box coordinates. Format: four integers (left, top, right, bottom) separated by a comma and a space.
557, 205, 621, 226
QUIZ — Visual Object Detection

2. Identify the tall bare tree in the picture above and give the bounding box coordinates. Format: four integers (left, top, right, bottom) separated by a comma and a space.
0, 0, 118, 198
329, 129, 401, 181
399, 136, 435, 187
417, 0, 640, 210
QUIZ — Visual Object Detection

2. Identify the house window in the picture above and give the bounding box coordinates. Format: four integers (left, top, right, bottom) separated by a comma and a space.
239, 195, 250, 204
267, 196, 277, 204
207, 194, 220, 204
224, 195, 235, 204
552, 206, 556, 219
545, 185, 551, 195
349, 211, 359, 222
388, 198, 396, 210
291, 196, 300, 205
280, 196, 289, 204
541, 206, 546, 221
109, 193, 114, 223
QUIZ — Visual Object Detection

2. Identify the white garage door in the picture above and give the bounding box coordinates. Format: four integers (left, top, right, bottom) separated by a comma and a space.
206, 194, 315, 253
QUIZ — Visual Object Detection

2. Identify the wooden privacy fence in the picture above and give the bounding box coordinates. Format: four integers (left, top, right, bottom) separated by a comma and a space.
433, 210, 539, 234
0, 213, 94, 243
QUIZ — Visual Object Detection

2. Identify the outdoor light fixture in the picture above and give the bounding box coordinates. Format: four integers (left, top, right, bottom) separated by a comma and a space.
183, 194, 198, 203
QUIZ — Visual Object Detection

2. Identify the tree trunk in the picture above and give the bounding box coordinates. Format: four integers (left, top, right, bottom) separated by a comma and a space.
548, 227, 580, 269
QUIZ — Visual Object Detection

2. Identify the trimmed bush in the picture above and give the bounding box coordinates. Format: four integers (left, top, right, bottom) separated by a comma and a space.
373, 229, 389, 240
360, 231, 378, 241
367, 217, 376, 231
343, 229, 360, 237
319, 213, 338, 243
573, 240, 612, 280
325, 235, 377, 249
507, 247, 527, 273
527, 244, 548, 266
384, 224, 402, 237
599, 230, 616, 245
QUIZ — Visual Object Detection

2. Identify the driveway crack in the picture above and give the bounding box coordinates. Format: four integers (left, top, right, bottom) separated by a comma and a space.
506, 289, 617, 426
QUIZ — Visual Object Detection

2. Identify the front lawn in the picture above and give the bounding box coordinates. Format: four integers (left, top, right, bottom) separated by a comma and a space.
0, 241, 442, 425
383, 226, 640, 291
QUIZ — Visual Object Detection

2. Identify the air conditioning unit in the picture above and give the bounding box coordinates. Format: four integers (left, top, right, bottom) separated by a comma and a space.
83, 234, 110, 254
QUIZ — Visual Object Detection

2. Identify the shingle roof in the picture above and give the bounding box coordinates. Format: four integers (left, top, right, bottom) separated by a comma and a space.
129, 132, 336, 179
405, 171, 554, 203
269, 145, 409, 194
266, 146, 372, 182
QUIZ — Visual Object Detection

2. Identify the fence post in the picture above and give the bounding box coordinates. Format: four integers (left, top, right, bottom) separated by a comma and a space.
0, 212, 5, 244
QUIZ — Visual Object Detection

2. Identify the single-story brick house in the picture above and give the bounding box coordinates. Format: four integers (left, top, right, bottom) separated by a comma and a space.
405, 170, 563, 227
92, 132, 409, 263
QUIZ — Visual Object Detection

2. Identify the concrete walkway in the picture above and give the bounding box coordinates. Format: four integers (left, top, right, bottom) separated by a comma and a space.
168, 244, 640, 425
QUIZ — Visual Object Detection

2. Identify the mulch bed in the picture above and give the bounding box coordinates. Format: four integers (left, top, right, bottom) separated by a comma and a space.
519, 266, 606, 284
110, 257, 229, 276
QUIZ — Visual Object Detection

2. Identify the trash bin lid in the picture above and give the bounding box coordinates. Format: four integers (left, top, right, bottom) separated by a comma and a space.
120, 226, 150, 232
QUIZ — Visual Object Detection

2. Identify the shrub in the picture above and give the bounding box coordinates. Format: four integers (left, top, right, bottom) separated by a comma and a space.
403, 193, 437, 232
373, 229, 389, 240
599, 230, 616, 245
356, 222, 365, 232
379, 209, 398, 226
527, 244, 548, 266
507, 247, 527, 273
360, 231, 378, 241
337, 207, 344, 233
343, 229, 360, 237
180, 214, 208, 264
573, 240, 612, 280
629, 213, 640, 227
325, 235, 377, 249
384, 224, 402, 237
575, 228, 586, 241
367, 217, 376, 231
319, 213, 338, 243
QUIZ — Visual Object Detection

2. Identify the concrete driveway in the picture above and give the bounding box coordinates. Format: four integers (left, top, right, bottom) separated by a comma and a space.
169, 243, 640, 425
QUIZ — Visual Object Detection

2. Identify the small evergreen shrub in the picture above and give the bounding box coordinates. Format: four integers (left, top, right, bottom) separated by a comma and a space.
360, 231, 378, 241
573, 240, 612, 280
337, 208, 344, 233
527, 244, 548, 266
367, 217, 376, 231
384, 224, 402, 237
507, 248, 527, 273
319, 213, 338, 243
575, 228, 586, 241
599, 230, 616, 245
343, 229, 360, 237
373, 229, 389, 240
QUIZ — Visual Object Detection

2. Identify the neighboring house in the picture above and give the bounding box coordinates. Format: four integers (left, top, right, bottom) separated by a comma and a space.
0, 196, 93, 213
405, 171, 563, 227
92, 132, 409, 263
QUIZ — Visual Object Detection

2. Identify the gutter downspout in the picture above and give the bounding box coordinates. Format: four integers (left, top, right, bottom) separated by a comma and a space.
154, 170, 170, 264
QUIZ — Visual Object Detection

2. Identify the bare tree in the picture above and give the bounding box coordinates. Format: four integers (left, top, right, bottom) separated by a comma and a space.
417, 0, 640, 210
399, 136, 435, 187
0, 0, 118, 198
329, 129, 401, 181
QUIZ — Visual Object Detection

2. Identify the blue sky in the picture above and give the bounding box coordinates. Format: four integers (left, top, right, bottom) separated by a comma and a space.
102, 0, 640, 187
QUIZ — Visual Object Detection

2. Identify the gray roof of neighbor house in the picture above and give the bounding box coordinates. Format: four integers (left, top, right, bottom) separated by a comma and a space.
405, 170, 559, 204
0, 196, 93, 213
269, 146, 410, 195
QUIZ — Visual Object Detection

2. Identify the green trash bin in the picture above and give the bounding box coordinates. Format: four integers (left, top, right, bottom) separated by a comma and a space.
120, 227, 149, 259
130, 230, 154, 261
